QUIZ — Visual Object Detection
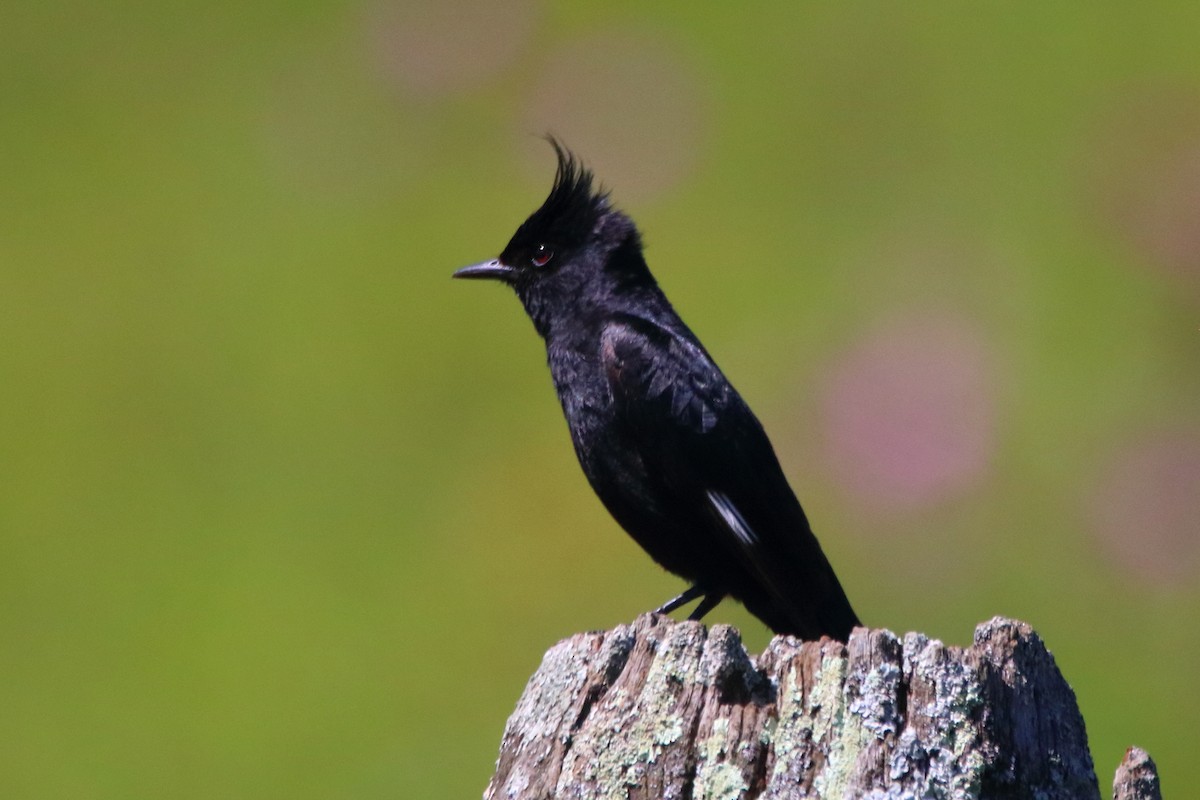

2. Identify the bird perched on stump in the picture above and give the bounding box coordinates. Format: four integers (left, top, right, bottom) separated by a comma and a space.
454, 142, 860, 641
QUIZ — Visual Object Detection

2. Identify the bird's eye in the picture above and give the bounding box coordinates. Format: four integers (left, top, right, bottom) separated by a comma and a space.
531, 244, 553, 267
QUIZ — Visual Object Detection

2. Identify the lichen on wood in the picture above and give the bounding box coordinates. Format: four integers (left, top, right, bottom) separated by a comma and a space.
1111, 747, 1162, 800
485, 614, 1156, 800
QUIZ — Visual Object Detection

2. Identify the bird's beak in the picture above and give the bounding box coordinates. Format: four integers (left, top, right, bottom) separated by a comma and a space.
453, 259, 515, 281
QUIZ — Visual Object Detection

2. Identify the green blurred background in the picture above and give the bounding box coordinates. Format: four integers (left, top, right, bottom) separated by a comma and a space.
3, 2, 1198, 796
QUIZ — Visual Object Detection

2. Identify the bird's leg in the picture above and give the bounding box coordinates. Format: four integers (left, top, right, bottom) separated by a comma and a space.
687, 592, 725, 621
654, 584, 708, 616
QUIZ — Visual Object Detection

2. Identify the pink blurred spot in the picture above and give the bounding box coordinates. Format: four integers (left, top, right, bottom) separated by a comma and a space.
1088, 431, 1200, 587
1088, 86, 1200, 294
1116, 143, 1200, 283
819, 315, 997, 515
519, 31, 706, 202
262, 60, 410, 199
368, 0, 538, 97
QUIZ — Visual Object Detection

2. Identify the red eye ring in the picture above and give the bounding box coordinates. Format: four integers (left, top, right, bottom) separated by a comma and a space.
531, 244, 553, 267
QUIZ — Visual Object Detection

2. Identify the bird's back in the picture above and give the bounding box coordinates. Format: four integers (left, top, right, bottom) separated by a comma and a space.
458, 140, 860, 641
552, 310, 860, 640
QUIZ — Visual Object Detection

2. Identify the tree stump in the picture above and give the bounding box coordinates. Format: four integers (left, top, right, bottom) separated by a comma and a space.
485, 614, 1160, 800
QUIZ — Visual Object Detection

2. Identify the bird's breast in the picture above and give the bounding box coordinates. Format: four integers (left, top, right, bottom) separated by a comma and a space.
546, 344, 614, 443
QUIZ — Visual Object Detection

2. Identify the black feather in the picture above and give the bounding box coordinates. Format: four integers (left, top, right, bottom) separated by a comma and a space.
457, 142, 861, 641
502, 140, 610, 265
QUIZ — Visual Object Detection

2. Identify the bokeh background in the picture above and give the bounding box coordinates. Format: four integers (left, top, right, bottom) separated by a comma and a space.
3, 2, 1198, 797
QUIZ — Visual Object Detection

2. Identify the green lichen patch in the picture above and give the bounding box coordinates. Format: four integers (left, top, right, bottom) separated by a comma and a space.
694, 718, 750, 800
555, 622, 705, 799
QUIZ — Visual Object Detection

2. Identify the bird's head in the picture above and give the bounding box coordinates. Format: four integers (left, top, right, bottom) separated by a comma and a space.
454, 140, 654, 338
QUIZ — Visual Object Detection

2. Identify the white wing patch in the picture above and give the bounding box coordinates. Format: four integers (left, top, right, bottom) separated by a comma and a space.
707, 489, 757, 547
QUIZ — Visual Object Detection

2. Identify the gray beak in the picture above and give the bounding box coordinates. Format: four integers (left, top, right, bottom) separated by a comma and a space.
453, 259, 515, 281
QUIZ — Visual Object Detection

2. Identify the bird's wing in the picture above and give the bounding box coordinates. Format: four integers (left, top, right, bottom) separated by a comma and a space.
600, 315, 858, 639
600, 315, 729, 437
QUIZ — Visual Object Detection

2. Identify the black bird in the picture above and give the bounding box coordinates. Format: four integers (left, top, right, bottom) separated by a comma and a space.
454, 143, 860, 641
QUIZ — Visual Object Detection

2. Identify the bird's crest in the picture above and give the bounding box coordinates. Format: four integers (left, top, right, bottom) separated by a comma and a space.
544, 138, 608, 220
509, 139, 612, 253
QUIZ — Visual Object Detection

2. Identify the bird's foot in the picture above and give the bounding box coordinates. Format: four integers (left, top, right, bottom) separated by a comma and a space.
655, 584, 707, 615
654, 584, 725, 621
687, 592, 723, 621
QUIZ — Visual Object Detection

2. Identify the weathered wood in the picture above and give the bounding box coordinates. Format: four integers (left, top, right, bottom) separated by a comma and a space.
486, 614, 1152, 800
1112, 747, 1161, 800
